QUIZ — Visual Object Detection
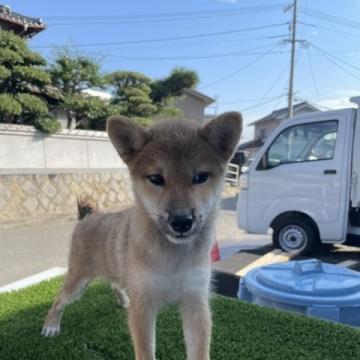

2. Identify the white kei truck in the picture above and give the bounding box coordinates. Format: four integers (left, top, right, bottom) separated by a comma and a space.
237, 97, 360, 255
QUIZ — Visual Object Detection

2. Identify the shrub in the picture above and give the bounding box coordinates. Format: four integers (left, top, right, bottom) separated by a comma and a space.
33, 115, 61, 134
156, 107, 182, 118
0, 94, 22, 121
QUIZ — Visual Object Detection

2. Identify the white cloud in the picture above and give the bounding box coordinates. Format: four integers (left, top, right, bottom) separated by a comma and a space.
316, 97, 356, 110
311, 89, 359, 110
327, 89, 359, 97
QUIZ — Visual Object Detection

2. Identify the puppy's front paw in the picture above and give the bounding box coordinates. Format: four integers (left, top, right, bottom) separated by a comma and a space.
120, 295, 129, 309
41, 324, 60, 337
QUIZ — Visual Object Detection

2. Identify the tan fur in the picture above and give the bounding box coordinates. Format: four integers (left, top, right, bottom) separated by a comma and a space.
42, 112, 242, 360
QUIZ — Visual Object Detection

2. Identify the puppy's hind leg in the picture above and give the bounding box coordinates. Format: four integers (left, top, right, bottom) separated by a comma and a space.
42, 271, 91, 337
111, 283, 129, 308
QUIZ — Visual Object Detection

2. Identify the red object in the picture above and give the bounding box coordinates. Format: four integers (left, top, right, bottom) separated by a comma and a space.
211, 242, 221, 262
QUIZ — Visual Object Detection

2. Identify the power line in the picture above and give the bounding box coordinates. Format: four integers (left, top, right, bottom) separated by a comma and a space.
243, 61, 291, 114
107, 51, 288, 62
312, 46, 360, 81
200, 43, 280, 89
294, 95, 333, 110
47, 5, 286, 26
241, 94, 288, 112
219, 93, 288, 106
302, 23, 360, 37
311, 44, 360, 73
107, 51, 288, 61
246, 46, 303, 116
32, 23, 289, 49
271, 84, 288, 112
298, 7, 360, 31
306, 47, 320, 101
107, 47, 288, 62
271, 48, 306, 113
297, 20, 317, 28
44, 4, 285, 21
100, 34, 288, 53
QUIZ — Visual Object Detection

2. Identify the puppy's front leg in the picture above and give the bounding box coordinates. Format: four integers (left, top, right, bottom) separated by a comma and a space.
128, 298, 157, 360
180, 295, 212, 360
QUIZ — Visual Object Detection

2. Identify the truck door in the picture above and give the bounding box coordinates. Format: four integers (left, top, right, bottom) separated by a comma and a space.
247, 112, 352, 242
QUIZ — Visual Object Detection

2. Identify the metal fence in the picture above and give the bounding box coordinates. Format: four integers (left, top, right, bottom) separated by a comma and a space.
225, 163, 240, 187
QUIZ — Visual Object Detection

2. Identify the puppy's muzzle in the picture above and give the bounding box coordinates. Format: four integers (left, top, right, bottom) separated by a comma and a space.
168, 214, 194, 234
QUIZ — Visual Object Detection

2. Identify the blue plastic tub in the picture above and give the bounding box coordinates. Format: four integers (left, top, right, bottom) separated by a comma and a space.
238, 259, 360, 326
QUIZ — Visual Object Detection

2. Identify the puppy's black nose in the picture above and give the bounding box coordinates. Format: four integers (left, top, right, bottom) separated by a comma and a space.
169, 214, 194, 233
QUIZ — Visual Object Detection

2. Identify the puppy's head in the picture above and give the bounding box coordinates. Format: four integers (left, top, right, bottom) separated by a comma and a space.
107, 113, 242, 244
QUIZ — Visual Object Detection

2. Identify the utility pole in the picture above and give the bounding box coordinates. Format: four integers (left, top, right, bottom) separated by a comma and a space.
288, 0, 297, 118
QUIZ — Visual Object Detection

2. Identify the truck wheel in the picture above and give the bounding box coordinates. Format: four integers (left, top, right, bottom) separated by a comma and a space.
272, 218, 318, 255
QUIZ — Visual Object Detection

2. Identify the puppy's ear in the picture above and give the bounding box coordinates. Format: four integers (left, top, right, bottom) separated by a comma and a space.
199, 111, 242, 162
107, 115, 151, 163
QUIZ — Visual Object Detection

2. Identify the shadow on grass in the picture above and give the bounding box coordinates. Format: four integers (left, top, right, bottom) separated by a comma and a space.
1, 278, 360, 360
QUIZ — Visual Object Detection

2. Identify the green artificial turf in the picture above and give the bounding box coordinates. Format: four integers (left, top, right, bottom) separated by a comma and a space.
0, 278, 359, 360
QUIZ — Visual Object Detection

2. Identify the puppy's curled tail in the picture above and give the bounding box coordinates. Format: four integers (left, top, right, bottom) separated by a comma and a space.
77, 194, 98, 220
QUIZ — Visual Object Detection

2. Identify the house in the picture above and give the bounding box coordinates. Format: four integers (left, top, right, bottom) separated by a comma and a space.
174, 89, 215, 123
238, 101, 321, 159
0, 5, 46, 38
52, 89, 112, 129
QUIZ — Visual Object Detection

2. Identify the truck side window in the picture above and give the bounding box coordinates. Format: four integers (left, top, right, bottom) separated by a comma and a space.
259, 120, 338, 169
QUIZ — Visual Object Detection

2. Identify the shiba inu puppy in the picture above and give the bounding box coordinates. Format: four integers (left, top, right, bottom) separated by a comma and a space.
42, 112, 242, 360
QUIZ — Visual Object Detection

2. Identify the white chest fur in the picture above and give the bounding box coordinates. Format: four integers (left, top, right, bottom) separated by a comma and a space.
140, 266, 211, 305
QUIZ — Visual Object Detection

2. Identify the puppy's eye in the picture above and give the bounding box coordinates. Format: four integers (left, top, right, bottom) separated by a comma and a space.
147, 174, 165, 186
192, 172, 209, 185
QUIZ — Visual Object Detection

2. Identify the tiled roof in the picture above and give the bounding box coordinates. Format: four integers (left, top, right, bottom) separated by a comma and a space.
0, 5, 46, 37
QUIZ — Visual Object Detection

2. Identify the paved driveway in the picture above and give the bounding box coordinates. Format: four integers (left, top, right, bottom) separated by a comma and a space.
0, 193, 268, 286
0, 222, 74, 287
1, 194, 359, 287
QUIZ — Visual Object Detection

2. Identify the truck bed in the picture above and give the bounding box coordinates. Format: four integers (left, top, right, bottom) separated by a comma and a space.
351, 112, 360, 208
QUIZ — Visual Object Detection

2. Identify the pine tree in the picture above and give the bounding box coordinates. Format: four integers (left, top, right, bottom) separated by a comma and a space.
0, 29, 55, 129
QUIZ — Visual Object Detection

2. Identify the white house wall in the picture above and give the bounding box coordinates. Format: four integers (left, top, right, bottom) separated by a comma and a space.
254, 119, 281, 140
174, 95, 205, 123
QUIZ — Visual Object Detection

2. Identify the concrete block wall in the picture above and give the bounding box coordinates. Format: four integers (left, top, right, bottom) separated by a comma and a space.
0, 169, 133, 229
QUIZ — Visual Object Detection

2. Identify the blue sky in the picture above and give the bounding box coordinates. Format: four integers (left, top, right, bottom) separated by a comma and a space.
7, 0, 360, 142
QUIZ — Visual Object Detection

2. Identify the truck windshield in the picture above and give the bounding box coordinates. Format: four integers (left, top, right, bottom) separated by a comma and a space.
263, 120, 338, 169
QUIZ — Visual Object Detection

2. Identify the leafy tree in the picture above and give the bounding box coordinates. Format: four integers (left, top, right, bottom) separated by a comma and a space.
49, 49, 104, 129
150, 67, 199, 105
0, 30, 52, 125
107, 71, 157, 118
68, 95, 121, 130
48, 51, 199, 129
